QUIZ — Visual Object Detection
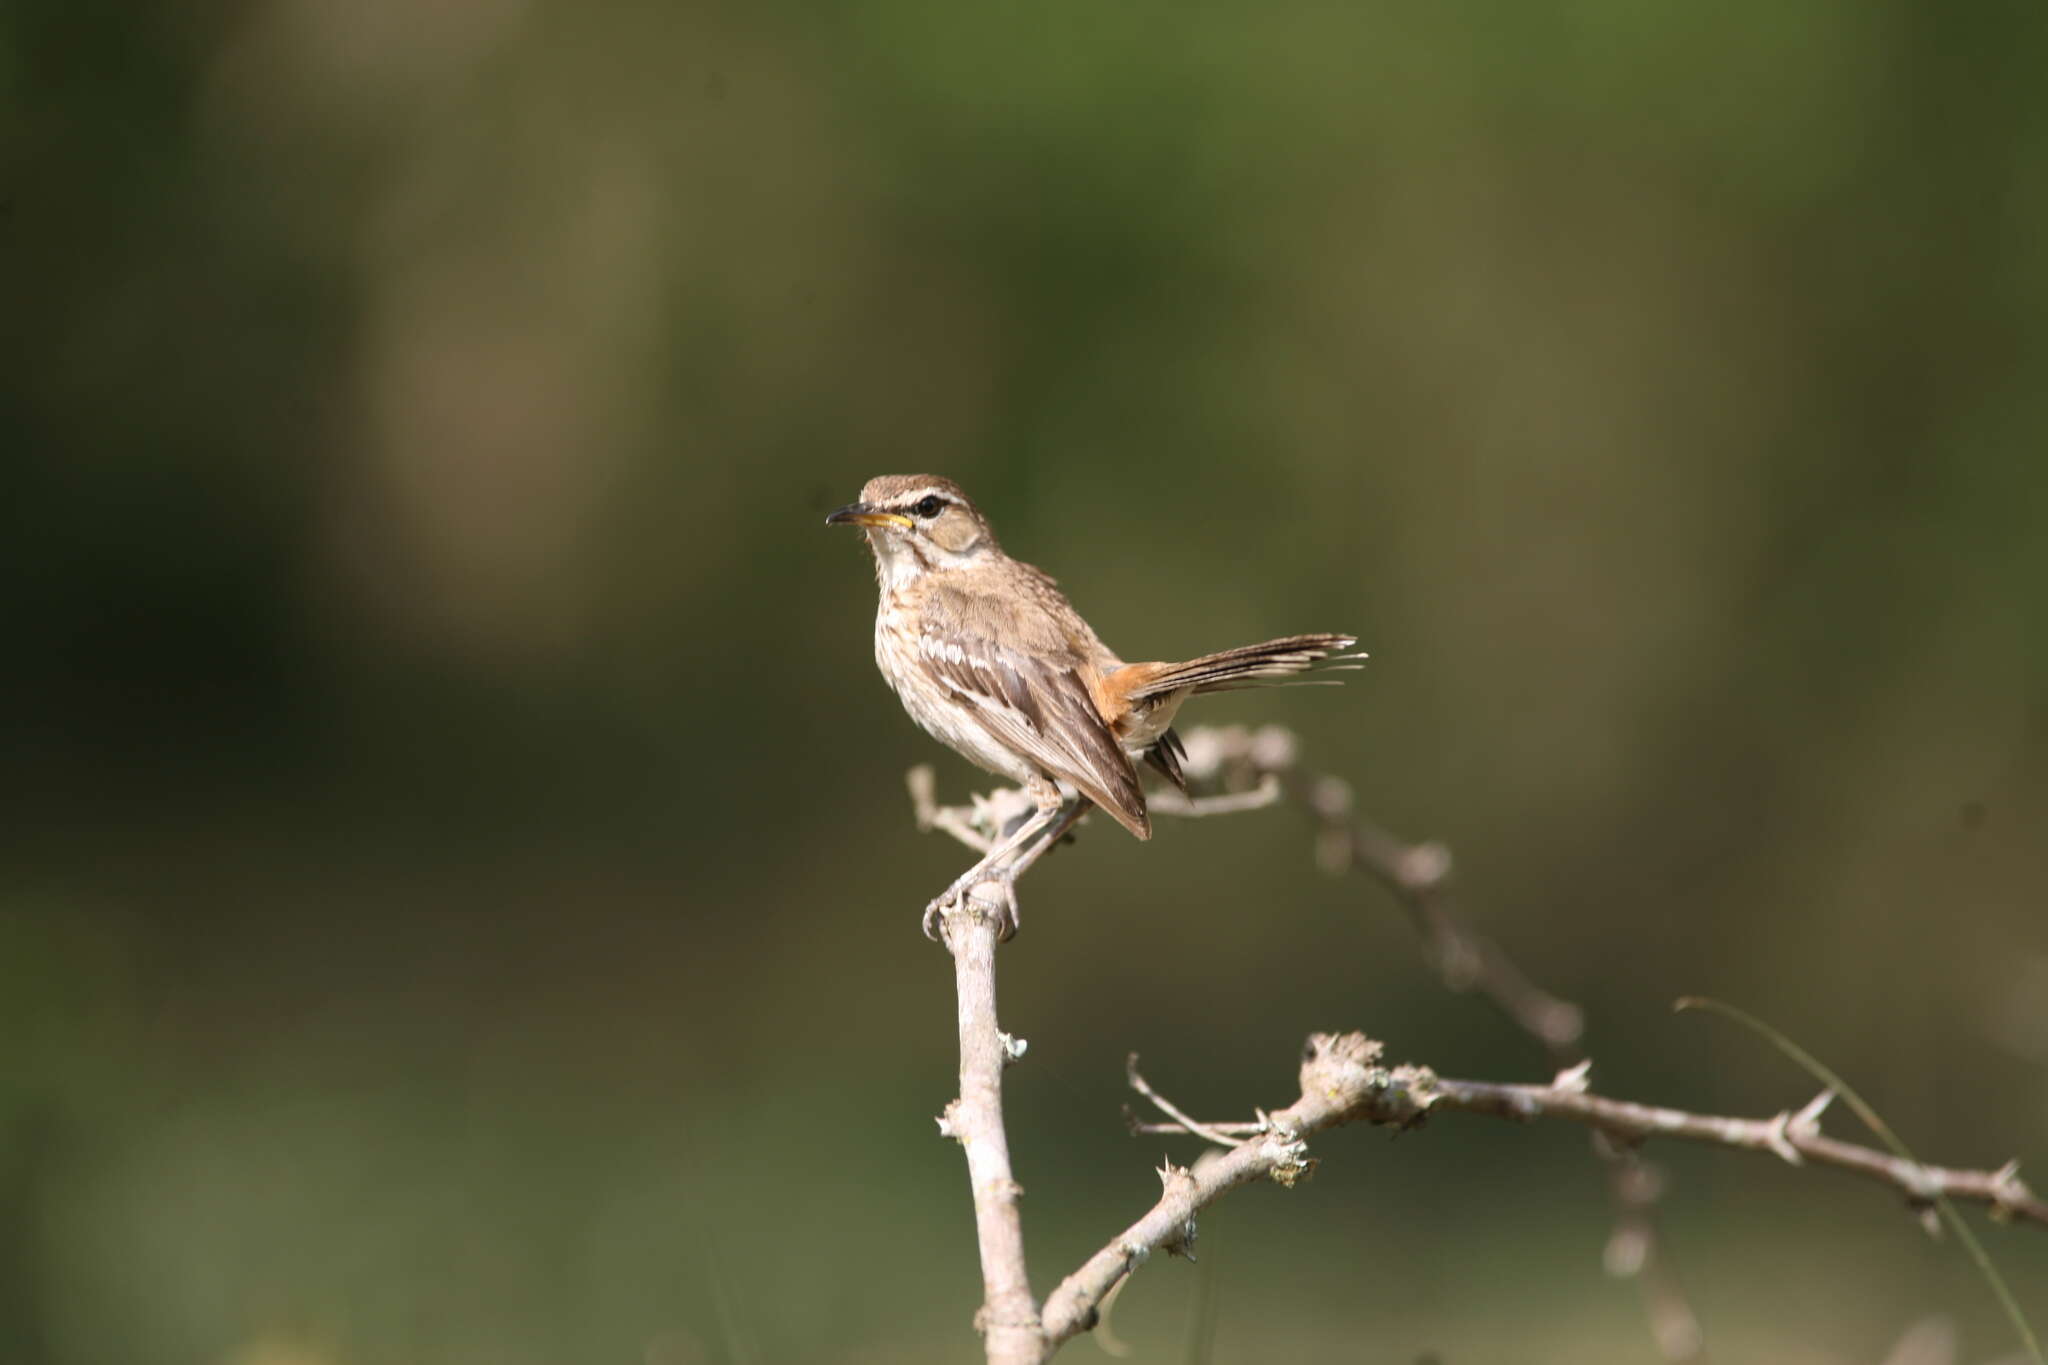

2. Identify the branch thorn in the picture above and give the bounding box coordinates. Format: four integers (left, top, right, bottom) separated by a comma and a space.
1551, 1058, 1593, 1093
1762, 1109, 1804, 1165
1789, 1089, 1833, 1138
1990, 1159, 2032, 1222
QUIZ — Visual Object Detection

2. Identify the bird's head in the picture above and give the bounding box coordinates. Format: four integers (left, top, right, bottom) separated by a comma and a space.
826, 475, 999, 586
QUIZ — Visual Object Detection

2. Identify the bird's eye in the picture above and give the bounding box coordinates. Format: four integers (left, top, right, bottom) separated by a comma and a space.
913, 495, 945, 519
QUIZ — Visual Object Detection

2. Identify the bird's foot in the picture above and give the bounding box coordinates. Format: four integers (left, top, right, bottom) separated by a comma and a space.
923, 874, 1021, 944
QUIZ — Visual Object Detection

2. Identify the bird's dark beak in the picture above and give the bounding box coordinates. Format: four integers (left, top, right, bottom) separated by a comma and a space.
825, 502, 914, 529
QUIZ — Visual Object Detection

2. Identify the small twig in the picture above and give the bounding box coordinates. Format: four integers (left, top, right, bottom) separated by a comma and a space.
1128, 1118, 1268, 1137
907, 765, 998, 854
1126, 1054, 1248, 1149
1144, 774, 1284, 818
911, 767, 1278, 853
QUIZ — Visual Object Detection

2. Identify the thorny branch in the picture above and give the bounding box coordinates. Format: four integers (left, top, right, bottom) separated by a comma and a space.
908, 730, 2042, 1364
1125, 1049, 2048, 1230
914, 728, 1698, 1354
914, 760, 1348, 1361
1039, 1034, 1365, 1346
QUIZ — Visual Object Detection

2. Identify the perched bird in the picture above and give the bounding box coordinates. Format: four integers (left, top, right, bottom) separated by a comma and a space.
826, 474, 1359, 938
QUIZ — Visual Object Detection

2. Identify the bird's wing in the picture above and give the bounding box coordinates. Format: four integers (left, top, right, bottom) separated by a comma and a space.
912, 597, 1149, 839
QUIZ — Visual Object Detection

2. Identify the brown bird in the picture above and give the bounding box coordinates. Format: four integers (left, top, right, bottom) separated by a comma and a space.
827, 474, 1359, 938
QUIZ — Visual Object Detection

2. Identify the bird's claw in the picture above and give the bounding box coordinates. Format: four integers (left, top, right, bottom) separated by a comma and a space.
923, 879, 1020, 943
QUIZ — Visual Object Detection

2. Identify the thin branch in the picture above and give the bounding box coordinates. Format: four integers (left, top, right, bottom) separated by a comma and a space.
1128, 1046, 2048, 1230
1430, 1078, 2048, 1224
1313, 790, 1586, 1058
907, 764, 998, 854
1173, 725, 1587, 1062
1143, 774, 1285, 818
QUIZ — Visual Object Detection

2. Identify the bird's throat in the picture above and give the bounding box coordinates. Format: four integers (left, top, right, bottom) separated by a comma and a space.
868, 530, 936, 592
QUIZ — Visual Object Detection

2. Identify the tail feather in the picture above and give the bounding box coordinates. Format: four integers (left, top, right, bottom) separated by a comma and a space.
1193, 675, 1354, 693
1143, 726, 1189, 792
1123, 633, 1360, 704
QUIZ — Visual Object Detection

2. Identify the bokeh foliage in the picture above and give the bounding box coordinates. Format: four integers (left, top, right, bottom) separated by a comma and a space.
4, 0, 2047, 1360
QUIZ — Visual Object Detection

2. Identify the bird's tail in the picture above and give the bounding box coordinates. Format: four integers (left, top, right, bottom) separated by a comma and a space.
1119, 632, 1362, 703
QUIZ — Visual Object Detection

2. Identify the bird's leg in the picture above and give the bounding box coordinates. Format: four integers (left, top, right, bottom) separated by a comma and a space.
994, 804, 1041, 843
994, 799, 1093, 885
924, 780, 1066, 942
928, 796, 1094, 942
923, 804, 1058, 941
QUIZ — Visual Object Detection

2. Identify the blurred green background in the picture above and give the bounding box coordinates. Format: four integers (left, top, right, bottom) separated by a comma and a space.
5, 0, 2047, 1360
